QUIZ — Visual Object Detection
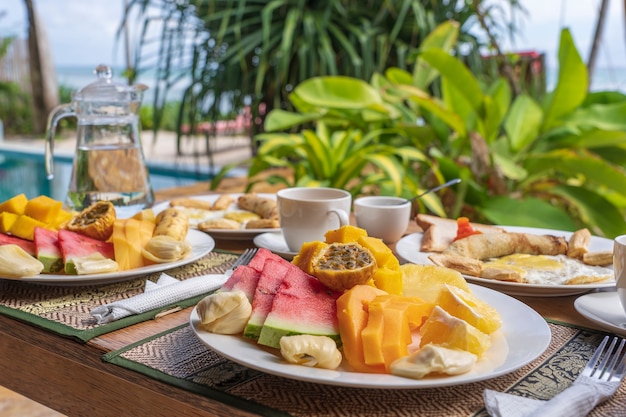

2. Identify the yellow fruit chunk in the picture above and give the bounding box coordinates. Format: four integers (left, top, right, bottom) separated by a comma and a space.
371, 267, 403, 295
9, 215, 49, 240
362, 294, 434, 370
112, 220, 130, 271
112, 218, 156, 270
0, 212, 19, 233
400, 264, 470, 304
336, 285, 388, 373
311, 242, 377, 291
0, 193, 28, 215
436, 284, 502, 334
361, 298, 389, 366
292, 241, 327, 275
132, 208, 156, 223
124, 218, 144, 270
420, 305, 491, 357
357, 235, 400, 270
24, 195, 62, 224
324, 225, 368, 244
51, 209, 74, 229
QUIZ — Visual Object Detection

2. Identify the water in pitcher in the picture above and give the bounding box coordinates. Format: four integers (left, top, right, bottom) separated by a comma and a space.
65, 121, 154, 218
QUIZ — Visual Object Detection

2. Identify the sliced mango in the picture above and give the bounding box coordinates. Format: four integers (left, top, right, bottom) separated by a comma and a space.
9, 215, 49, 240
291, 240, 327, 275
0, 212, 19, 234
324, 225, 368, 243
0, 193, 28, 215
24, 195, 62, 224
371, 267, 403, 295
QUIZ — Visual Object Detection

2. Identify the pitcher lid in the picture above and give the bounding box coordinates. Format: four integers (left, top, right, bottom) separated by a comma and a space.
73, 64, 147, 101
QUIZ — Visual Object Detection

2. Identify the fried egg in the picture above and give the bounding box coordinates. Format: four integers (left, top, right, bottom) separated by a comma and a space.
483, 254, 613, 285
177, 207, 225, 227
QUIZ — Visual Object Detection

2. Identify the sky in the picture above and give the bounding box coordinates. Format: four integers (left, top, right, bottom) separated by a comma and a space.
1, 0, 625, 72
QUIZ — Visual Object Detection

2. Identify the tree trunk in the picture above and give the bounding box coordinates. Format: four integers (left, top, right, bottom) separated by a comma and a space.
588, 0, 609, 87
24, 0, 59, 133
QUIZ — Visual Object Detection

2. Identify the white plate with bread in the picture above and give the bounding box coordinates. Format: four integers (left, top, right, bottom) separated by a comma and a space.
152, 193, 282, 240
396, 215, 615, 297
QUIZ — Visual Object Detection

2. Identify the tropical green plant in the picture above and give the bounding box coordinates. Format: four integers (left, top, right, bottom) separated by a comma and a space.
124, 0, 523, 147
391, 27, 626, 238
217, 22, 464, 217
237, 21, 626, 238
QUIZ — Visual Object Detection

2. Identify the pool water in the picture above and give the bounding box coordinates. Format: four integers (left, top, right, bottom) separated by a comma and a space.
0, 150, 214, 203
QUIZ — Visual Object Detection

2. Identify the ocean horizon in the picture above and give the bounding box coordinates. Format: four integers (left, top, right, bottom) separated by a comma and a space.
55, 64, 626, 103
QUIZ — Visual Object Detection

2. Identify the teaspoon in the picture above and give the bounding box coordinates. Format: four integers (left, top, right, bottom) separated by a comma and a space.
397, 178, 462, 204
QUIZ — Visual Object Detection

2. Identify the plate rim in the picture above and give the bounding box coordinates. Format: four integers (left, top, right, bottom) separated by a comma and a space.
253, 231, 297, 260
3, 229, 215, 285
396, 226, 615, 296
574, 292, 626, 336
189, 284, 551, 389
152, 193, 281, 239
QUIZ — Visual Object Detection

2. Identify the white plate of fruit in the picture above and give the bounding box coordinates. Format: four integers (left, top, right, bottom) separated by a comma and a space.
0, 194, 214, 285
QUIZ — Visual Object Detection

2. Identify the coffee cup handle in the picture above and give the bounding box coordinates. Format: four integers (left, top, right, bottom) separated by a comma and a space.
329, 209, 350, 227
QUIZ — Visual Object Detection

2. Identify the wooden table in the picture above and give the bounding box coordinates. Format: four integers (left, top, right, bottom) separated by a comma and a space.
0, 181, 610, 417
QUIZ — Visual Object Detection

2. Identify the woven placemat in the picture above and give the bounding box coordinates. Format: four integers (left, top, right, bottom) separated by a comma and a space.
103, 321, 626, 417
0, 251, 237, 342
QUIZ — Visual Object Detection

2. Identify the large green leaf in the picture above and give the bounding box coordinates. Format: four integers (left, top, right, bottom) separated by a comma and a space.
290, 76, 383, 109
393, 84, 467, 136
419, 48, 484, 111
480, 196, 578, 230
441, 76, 475, 133
542, 29, 588, 130
264, 110, 323, 131
566, 102, 626, 131
504, 94, 543, 152
547, 129, 626, 150
548, 185, 626, 238
412, 20, 459, 90
523, 149, 626, 194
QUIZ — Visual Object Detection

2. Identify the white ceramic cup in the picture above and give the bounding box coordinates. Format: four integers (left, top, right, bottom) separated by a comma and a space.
353, 196, 411, 243
613, 235, 626, 315
277, 187, 351, 252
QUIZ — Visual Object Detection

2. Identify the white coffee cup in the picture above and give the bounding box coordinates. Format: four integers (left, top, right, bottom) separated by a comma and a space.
277, 187, 351, 252
613, 235, 626, 315
353, 196, 411, 243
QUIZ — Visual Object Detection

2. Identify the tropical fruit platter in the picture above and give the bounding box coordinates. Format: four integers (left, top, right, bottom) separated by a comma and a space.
194, 224, 507, 382
0, 193, 194, 278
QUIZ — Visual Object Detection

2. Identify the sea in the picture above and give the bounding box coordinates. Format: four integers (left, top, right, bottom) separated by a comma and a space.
55, 65, 626, 104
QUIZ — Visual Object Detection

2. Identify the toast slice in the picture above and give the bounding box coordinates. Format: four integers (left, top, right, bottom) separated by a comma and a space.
416, 214, 505, 253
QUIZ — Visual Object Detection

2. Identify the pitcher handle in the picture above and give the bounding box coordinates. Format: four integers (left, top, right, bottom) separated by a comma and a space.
45, 103, 75, 179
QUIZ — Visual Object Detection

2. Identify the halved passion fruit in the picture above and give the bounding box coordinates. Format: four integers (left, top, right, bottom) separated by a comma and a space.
311, 242, 377, 291
66, 201, 116, 241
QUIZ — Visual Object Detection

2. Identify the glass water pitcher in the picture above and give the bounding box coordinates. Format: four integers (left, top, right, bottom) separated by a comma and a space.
45, 64, 154, 217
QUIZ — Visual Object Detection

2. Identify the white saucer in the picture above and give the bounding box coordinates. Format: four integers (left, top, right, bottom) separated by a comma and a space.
574, 292, 626, 336
253, 232, 297, 260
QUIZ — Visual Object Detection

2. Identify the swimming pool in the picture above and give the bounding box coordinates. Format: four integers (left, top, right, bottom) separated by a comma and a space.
0, 149, 215, 202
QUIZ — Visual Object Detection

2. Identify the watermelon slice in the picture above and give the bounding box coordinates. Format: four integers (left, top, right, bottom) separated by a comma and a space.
57, 229, 115, 275
247, 247, 282, 273
33, 227, 63, 273
219, 265, 261, 303
0, 232, 36, 256
243, 256, 291, 340
257, 266, 342, 349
